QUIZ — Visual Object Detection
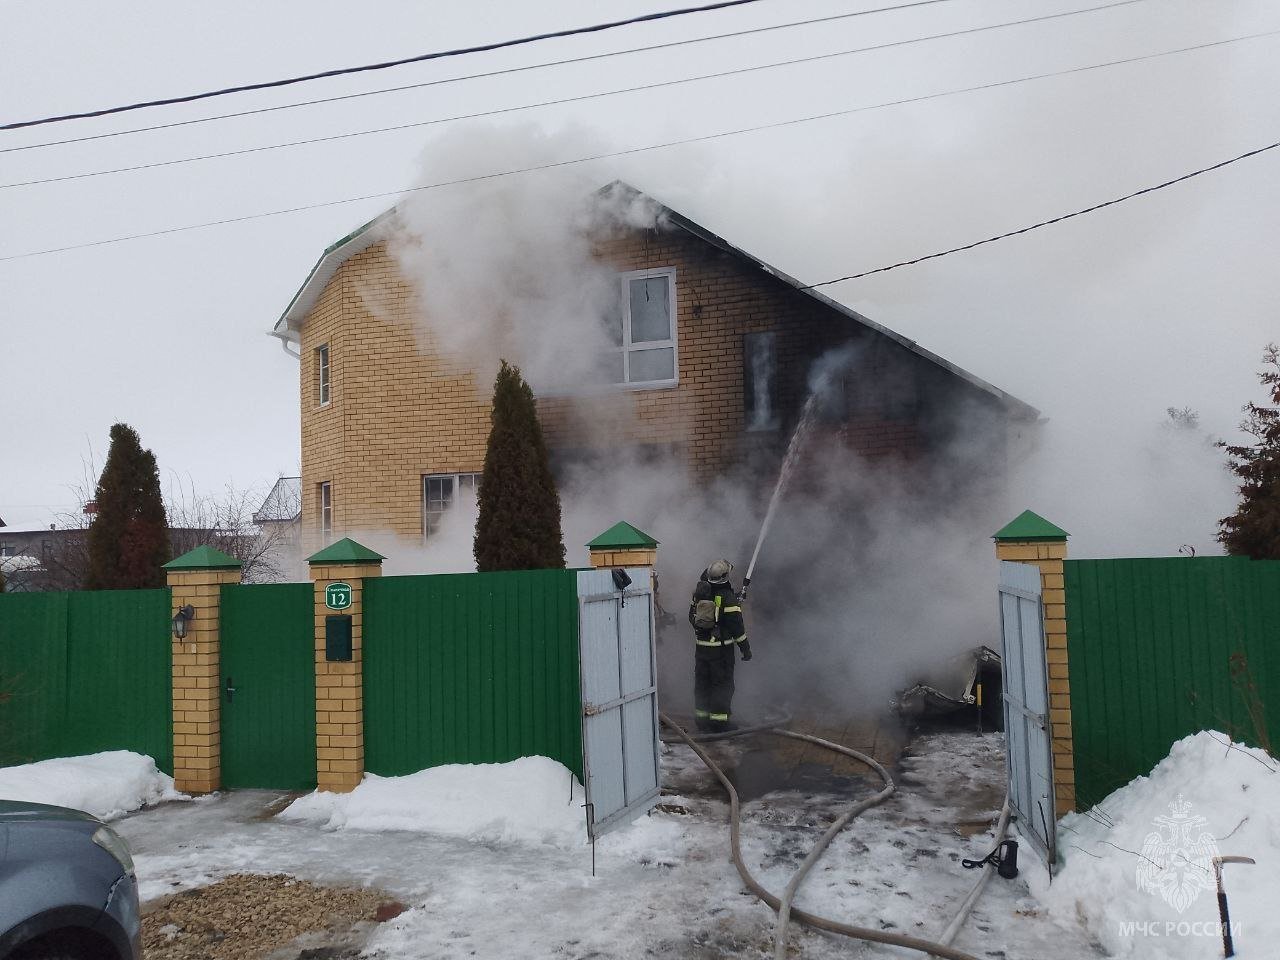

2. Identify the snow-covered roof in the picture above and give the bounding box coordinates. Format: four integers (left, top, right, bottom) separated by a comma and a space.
0, 554, 43, 573
254, 476, 302, 524
269, 182, 1038, 419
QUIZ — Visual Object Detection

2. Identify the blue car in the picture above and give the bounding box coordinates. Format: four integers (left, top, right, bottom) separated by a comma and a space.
0, 800, 141, 960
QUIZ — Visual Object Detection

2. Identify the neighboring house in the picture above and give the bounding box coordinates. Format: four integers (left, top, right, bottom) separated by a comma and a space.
253, 476, 302, 538
0, 526, 88, 592
271, 182, 1038, 547
0, 523, 237, 591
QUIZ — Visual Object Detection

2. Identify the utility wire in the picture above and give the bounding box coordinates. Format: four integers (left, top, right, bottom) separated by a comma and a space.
0, 0, 1151, 191
0, 0, 950, 131
803, 139, 1280, 286
1, 0, 966, 154
1, 29, 1275, 263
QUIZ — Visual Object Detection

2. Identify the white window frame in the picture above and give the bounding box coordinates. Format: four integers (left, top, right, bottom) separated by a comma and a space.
318, 481, 332, 540
422, 472, 480, 539
608, 267, 678, 389
316, 344, 331, 407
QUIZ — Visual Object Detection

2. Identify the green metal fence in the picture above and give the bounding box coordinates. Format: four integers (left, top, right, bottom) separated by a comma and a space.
0, 589, 172, 770
1065, 557, 1280, 808
363, 570, 583, 780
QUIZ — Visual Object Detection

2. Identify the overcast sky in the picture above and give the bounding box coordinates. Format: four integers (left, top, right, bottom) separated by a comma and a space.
2, 0, 1276, 550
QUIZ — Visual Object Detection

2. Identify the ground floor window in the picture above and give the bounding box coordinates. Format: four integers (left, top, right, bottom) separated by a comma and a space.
318, 481, 332, 539
423, 473, 479, 538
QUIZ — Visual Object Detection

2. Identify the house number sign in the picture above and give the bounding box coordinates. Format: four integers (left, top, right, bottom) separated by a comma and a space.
325, 582, 353, 610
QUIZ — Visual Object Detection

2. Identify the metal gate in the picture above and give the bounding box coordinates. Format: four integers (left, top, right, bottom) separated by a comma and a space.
219, 582, 316, 790
577, 567, 661, 840
998, 560, 1056, 866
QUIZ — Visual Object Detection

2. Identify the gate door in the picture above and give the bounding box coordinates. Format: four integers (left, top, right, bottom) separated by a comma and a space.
998, 560, 1056, 865
577, 568, 661, 840
219, 582, 316, 790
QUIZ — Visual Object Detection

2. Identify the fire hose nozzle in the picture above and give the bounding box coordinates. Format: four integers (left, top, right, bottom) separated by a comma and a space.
740, 576, 751, 600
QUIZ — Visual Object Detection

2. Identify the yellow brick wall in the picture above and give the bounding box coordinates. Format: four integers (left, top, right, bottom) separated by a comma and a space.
297, 228, 864, 546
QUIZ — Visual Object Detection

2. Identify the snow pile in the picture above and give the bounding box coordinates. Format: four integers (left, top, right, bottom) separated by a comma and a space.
1037, 731, 1280, 958
280, 756, 588, 848
0, 751, 183, 820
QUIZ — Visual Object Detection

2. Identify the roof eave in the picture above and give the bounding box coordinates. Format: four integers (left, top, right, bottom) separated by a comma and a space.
271, 207, 399, 340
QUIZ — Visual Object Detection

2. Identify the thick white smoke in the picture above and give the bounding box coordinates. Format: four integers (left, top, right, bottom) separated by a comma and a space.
342, 120, 1252, 720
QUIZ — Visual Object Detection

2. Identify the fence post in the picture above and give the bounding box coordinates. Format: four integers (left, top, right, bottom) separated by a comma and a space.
994, 510, 1075, 814
307, 537, 385, 793
163, 546, 242, 795
586, 521, 659, 574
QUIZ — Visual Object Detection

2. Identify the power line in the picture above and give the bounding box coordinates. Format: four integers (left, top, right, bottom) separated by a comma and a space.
2, 29, 1275, 263
0, 0, 1151, 191
1, 0, 965, 154
804, 139, 1280, 285
3, 0, 897, 132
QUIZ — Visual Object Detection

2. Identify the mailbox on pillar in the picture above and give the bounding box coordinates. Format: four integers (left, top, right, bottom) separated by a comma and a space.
325, 615, 353, 662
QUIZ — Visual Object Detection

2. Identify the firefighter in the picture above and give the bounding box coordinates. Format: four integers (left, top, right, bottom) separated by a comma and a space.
689, 558, 751, 732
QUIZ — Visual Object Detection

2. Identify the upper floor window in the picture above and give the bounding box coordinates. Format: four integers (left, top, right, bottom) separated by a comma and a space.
0, 542, 12, 558
744, 331, 780, 431
423, 473, 479, 538
318, 481, 333, 539
316, 344, 331, 406
602, 269, 677, 387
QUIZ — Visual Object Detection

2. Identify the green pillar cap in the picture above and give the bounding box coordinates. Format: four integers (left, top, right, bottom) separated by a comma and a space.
586, 521, 659, 549
994, 510, 1069, 542
163, 545, 242, 570
306, 537, 386, 565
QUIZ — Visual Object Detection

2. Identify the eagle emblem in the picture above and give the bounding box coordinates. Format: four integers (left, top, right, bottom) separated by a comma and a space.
1135, 795, 1220, 914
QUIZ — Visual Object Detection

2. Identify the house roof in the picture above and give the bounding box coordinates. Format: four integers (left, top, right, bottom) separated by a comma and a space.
271, 182, 1038, 419
254, 476, 302, 524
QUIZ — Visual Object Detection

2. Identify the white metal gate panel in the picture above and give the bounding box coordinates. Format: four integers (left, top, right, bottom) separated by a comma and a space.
577, 567, 661, 840
998, 560, 1056, 866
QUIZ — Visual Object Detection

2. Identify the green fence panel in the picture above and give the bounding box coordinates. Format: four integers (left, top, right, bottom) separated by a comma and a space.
0, 593, 70, 766
219, 582, 316, 790
0, 589, 171, 770
364, 570, 583, 781
1066, 557, 1280, 808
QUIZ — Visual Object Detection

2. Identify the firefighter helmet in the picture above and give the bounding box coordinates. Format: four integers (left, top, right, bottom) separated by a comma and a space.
705, 558, 733, 584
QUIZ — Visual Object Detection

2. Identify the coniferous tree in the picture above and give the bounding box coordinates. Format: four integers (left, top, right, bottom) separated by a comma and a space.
87, 423, 171, 589
474, 361, 566, 571
1219, 344, 1280, 559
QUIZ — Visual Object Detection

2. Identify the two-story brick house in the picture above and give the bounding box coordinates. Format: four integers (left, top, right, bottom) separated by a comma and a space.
271, 182, 1037, 548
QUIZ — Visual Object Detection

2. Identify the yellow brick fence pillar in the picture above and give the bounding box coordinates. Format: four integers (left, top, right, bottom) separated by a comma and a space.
163, 546, 243, 795
307, 537, 385, 793
586, 521, 659, 575
994, 510, 1074, 814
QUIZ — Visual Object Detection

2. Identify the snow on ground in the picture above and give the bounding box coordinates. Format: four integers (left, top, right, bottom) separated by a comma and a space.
279, 756, 586, 848
1035, 731, 1280, 960
114, 730, 1104, 958
0, 750, 184, 820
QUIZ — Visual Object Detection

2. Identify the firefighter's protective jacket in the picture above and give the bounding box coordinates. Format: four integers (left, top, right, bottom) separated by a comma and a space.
688, 575, 746, 655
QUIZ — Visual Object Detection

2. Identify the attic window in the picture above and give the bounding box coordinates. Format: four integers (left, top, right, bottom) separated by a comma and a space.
316, 344, 330, 406
602, 269, 677, 387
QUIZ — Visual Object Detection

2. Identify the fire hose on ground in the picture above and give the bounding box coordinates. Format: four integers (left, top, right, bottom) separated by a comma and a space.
659, 713, 1013, 960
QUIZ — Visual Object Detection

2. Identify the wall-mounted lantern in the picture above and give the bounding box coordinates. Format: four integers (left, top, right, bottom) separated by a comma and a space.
172, 604, 195, 639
